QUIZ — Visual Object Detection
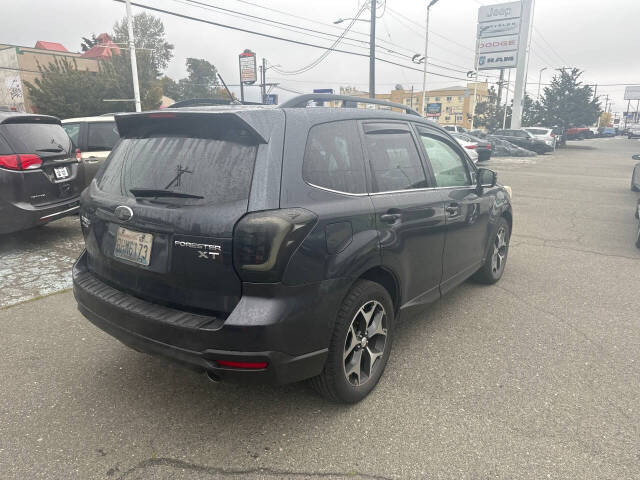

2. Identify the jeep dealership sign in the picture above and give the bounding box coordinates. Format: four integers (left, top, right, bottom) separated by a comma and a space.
475, 2, 521, 70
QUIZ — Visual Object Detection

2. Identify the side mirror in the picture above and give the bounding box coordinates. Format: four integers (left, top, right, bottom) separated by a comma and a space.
632, 154, 640, 161
478, 168, 497, 188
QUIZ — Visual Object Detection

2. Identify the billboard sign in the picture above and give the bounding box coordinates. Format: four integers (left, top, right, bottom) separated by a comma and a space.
313, 88, 334, 94
239, 50, 257, 85
477, 18, 520, 38
624, 86, 640, 100
478, 1, 521, 23
265, 94, 279, 105
476, 2, 521, 70
477, 34, 519, 54
426, 102, 441, 116
477, 52, 518, 70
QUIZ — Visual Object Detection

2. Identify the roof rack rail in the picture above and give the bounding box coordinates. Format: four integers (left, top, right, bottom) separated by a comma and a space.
279, 94, 421, 116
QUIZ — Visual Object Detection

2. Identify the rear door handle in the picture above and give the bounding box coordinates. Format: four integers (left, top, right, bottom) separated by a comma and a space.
380, 213, 401, 224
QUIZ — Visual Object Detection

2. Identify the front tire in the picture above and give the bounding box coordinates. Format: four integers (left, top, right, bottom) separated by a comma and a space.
472, 217, 510, 284
310, 280, 394, 403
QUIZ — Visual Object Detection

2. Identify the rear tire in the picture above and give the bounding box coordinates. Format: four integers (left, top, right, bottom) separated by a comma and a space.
310, 280, 394, 403
472, 217, 510, 284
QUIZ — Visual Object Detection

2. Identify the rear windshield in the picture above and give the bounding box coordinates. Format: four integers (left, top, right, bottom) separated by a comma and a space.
97, 134, 257, 206
1, 123, 72, 156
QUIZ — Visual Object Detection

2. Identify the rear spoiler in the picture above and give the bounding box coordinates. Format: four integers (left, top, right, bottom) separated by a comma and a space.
0, 114, 60, 125
114, 111, 269, 144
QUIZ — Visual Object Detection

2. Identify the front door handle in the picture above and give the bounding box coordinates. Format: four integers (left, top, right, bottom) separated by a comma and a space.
445, 203, 461, 217
380, 213, 401, 224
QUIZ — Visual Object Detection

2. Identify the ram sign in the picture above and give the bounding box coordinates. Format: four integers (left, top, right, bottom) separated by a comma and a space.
477, 52, 518, 69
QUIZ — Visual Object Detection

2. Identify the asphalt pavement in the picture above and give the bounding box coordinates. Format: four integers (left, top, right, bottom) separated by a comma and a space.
1, 138, 639, 479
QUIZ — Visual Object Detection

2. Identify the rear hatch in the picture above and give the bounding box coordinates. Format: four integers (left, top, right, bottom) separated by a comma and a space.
81, 111, 266, 315
0, 117, 81, 206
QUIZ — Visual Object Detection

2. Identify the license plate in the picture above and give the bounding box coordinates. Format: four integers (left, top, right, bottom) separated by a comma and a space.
114, 227, 153, 266
53, 166, 69, 179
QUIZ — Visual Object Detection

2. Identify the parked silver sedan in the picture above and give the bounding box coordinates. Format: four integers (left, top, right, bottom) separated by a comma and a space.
524, 127, 557, 150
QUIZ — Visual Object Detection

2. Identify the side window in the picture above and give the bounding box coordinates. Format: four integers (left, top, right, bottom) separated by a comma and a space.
302, 121, 366, 194
62, 123, 81, 148
419, 134, 471, 188
87, 122, 119, 152
364, 127, 427, 193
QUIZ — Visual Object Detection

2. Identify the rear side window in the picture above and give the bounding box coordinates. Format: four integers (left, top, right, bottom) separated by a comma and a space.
98, 130, 257, 206
302, 121, 366, 194
62, 123, 81, 148
88, 122, 119, 151
364, 128, 427, 192
1, 123, 71, 155
419, 134, 471, 188
527, 128, 547, 135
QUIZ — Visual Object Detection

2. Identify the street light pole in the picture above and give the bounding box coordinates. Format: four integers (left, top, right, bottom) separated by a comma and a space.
369, 0, 376, 98
536, 67, 547, 101
125, 0, 141, 112
420, 0, 439, 116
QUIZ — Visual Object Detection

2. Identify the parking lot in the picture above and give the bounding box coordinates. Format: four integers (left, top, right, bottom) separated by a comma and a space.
1, 138, 639, 479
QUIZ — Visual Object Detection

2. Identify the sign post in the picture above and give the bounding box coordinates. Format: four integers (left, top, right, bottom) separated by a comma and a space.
475, 1, 532, 129
509, 0, 533, 129
238, 50, 257, 103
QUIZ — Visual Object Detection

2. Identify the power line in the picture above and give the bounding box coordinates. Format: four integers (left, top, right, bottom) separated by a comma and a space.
533, 27, 569, 66
270, 2, 369, 75
175, 0, 414, 61
112, 0, 475, 83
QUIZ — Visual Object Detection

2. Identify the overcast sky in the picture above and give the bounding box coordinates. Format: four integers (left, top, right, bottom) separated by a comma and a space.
4, 0, 640, 114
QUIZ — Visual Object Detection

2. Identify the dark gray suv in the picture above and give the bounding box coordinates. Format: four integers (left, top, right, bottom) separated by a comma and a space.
0, 112, 82, 235
73, 95, 513, 403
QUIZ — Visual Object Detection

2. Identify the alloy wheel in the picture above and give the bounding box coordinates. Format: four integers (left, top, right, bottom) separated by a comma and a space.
343, 300, 388, 387
491, 226, 508, 275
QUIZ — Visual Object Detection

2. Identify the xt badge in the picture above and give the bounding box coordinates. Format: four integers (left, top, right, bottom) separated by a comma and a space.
198, 250, 220, 260
174, 240, 222, 260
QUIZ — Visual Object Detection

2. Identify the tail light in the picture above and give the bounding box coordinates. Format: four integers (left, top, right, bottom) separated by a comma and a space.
465, 144, 477, 149
216, 360, 268, 369
233, 208, 317, 283
0, 154, 42, 171
75, 148, 82, 161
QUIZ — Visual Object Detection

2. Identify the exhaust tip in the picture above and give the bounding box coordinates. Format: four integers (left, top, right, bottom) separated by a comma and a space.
206, 370, 221, 383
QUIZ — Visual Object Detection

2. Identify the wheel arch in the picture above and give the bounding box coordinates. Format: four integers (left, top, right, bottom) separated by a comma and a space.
357, 266, 401, 314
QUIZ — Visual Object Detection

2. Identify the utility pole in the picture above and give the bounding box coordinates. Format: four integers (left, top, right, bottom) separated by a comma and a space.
503, 68, 512, 129
368, 0, 376, 98
421, 0, 440, 116
624, 99, 630, 130
261, 58, 267, 104
510, 0, 533, 129
410, 85, 414, 110
125, 0, 141, 112
536, 67, 547, 101
496, 69, 504, 107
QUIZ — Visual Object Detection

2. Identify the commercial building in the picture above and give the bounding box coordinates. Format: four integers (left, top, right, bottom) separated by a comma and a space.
0, 34, 119, 112
340, 82, 490, 129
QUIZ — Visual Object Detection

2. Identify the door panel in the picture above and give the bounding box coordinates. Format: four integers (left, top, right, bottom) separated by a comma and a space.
415, 128, 492, 293
362, 121, 446, 307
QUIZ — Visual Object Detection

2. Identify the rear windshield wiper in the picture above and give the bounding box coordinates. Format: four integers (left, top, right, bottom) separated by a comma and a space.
36, 147, 64, 153
129, 188, 204, 199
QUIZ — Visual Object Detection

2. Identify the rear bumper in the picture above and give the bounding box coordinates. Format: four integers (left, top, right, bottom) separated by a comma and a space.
72, 251, 348, 384
0, 196, 80, 234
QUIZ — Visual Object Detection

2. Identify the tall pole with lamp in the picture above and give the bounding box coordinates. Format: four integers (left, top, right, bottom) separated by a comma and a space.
125, 0, 141, 112
369, 0, 376, 98
420, 0, 440, 117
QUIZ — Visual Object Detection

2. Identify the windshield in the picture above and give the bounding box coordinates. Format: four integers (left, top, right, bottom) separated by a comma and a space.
97, 135, 257, 206
1, 123, 71, 156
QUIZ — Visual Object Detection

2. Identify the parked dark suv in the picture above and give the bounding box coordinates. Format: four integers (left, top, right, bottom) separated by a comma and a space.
73, 95, 513, 403
492, 128, 554, 154
0, 112, 82, 235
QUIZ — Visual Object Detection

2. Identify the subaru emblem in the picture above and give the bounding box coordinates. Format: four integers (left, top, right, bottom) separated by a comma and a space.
114, 205, 133, 222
